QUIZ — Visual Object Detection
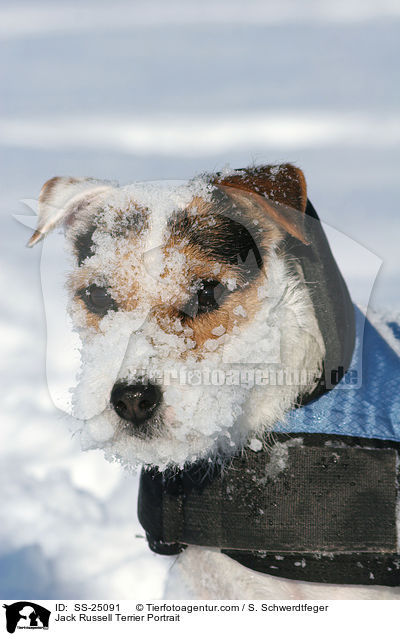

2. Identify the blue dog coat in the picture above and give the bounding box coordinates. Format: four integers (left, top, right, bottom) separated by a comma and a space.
277, 304, 400, 443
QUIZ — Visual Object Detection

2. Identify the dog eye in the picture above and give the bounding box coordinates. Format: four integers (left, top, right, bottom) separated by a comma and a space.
181, 280, 227, 318
78, 284, 117, 315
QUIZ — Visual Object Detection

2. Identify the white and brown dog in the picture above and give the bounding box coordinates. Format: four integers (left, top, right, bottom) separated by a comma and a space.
29, 165, 400, 600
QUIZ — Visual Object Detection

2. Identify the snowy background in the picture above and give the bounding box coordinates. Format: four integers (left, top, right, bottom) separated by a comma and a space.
1, 0, 400, 599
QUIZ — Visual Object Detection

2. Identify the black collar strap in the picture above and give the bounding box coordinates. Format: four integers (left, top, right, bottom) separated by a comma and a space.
288, 200, 355, 400
138, 433, 400, 586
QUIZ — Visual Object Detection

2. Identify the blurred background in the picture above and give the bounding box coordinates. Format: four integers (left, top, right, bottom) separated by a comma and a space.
1, 0, 399, 599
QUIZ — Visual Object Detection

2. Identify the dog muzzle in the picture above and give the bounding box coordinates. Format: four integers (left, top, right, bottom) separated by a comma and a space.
138, 200, 400, 587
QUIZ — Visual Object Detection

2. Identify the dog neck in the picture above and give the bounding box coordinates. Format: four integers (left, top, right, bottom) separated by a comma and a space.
138, 309, 400, 586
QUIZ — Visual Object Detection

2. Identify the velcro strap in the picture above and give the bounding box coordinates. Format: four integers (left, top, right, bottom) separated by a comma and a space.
138, 433, 400, 585
138, 434, 400, 583
140, 437, 398, 552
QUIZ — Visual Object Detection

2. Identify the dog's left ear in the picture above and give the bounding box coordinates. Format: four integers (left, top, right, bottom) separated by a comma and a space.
28, 176, 113, 247
214, 164, 309, 244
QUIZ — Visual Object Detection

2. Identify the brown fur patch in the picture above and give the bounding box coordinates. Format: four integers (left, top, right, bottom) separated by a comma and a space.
39, 176, 62, 204
214, 163, 307, 212
66, 181, 285, 351
213, 164, 308, 244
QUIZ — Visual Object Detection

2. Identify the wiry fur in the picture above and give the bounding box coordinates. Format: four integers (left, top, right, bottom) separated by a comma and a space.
165, 548, 400, 600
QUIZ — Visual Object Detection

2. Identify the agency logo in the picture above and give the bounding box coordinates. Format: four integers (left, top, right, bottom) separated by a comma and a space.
2, 603, 51, 634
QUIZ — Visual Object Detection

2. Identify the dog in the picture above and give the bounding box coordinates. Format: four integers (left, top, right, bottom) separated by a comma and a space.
29, 164, 400, 600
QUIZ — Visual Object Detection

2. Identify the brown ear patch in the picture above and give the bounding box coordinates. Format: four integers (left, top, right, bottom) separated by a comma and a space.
214, 163, 307, 213
217, 184, 308, 244
212, 163, 308, 245
39, 176, 81, 206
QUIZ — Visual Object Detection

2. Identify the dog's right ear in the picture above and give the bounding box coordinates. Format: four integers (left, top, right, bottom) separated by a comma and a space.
28, 176, 113, 247
213, 164, 309, 244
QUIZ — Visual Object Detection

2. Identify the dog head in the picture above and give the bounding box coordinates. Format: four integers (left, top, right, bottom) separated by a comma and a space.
30, 165, 325, 470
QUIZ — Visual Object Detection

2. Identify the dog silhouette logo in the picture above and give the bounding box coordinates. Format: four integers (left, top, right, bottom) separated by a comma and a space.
2, 602, 51, 633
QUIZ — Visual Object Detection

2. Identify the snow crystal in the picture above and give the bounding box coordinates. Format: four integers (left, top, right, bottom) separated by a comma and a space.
204, 338, 220, 351
269, 165, 280, 179
233, 304, 247, 317
223, 277, 237, 291
211, 325, 226, 336
259, 438, 303, 482
248, 438, 263, 452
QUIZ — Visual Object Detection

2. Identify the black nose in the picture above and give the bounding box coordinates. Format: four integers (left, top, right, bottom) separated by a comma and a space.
110, 382, 162, 428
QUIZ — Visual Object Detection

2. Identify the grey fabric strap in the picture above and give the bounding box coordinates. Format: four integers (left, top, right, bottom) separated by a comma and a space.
154, 438, 398, 552
138, 434, 400, 585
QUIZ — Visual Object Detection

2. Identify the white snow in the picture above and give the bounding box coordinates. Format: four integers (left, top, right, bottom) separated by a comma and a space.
2, 0, 400, 41
248, 438, 263, 452
233, 305, 247, 317
2, 114, 400, 156
260, 438, 303, 482
211, 325, 226, 336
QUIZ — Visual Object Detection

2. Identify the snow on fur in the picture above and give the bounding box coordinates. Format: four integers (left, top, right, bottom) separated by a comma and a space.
66, 177, 325, 470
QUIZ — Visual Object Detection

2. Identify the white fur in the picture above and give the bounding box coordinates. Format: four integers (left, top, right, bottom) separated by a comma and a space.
164, 547, 400, 600
71, 237, 325, 470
